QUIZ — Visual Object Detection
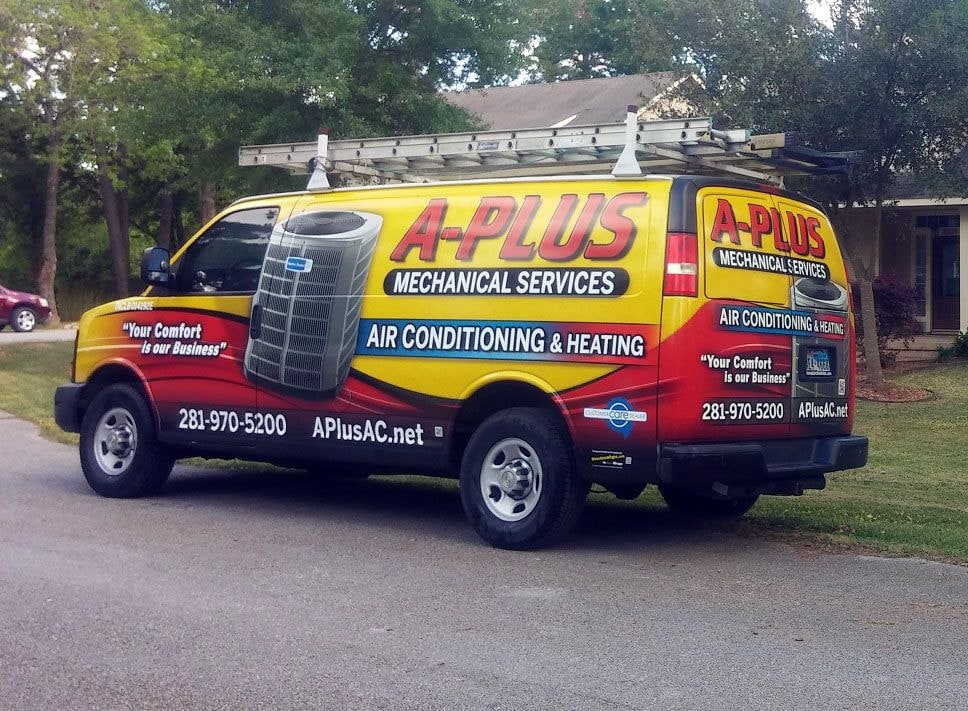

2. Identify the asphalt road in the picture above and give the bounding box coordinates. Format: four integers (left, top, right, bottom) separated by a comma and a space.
0, 326, 77, 344
1, 411, 966, 710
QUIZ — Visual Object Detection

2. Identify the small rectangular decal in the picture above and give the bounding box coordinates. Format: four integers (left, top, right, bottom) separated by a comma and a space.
803, 347, 833, 378
285, 256, 314, 273
583, 397, 647, 438
591, 450, 627, 469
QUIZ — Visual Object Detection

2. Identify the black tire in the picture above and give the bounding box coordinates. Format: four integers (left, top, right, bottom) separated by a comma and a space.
459, 407, 586, 550
11, 306, 37, 332
79, 383, 174, 497
659, 485, 759, 518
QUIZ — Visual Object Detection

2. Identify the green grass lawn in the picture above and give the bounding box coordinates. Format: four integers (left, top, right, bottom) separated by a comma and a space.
0, 342, 77, 444
1, 340, 966, 561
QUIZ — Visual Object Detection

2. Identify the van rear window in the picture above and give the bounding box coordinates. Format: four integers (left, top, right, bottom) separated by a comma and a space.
701, 191, 792, 305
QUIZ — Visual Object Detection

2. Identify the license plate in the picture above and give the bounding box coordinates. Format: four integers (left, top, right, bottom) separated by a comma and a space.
804, 347, 833, 377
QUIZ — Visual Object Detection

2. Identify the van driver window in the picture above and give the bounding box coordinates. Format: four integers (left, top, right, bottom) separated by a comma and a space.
173, 207, 279, 294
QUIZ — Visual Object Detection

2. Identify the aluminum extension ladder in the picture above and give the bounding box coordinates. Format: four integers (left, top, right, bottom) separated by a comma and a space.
238, 107, 848, 189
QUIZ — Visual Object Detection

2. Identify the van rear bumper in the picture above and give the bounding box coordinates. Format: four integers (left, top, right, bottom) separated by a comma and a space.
658, 435, 868, 496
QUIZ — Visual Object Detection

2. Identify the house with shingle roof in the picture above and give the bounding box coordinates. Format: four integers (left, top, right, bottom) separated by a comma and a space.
443, 71, 701, 130
446, 73, 967, 337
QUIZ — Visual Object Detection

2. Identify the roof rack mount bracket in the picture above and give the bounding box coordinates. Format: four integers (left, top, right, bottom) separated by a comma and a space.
306, 132, 331, 190
611, 105, 643, 178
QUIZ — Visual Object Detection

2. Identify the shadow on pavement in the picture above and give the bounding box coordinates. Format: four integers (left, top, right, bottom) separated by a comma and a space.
155, 464, 741, 551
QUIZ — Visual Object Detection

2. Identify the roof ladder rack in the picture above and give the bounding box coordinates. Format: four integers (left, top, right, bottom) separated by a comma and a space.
239, 109, 848, 189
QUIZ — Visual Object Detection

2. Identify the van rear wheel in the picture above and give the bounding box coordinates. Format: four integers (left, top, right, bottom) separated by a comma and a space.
659, 485, 758, 518
459, 407, 586, 550
80, 383, 174, 497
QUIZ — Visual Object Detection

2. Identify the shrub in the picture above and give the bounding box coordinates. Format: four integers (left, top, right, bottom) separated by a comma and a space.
853, 277, 922, 367
937, 330, 968, 361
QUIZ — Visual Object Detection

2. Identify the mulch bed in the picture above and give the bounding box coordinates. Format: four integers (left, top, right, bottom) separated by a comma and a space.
856, 382, 933, 402
854, 362, 935, 402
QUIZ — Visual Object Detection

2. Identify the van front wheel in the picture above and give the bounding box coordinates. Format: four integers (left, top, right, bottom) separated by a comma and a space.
459, 408, 586, 550
80, 383, 174, 497
659, 485, 758, 518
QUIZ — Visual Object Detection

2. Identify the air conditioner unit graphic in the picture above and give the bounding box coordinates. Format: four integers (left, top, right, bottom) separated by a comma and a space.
790, 277, 848, 401
244, 210, 382, 398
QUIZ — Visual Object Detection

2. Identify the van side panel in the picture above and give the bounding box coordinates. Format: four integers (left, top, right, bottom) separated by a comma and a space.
248, 179, 670, 483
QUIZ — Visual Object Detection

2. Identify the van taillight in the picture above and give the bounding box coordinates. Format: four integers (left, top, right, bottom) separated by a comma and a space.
664, 232, 699, 297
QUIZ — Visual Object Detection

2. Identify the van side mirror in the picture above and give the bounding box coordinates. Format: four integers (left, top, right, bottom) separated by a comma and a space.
140, 246, 171, 286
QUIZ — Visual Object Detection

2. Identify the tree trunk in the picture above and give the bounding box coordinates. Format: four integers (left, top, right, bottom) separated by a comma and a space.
173, 191, 186, 251
861, 200, 886, 388
856, 274, 884, 388
835, 196, 885, 389
199, 181, 216, 224
38, 130, 61, 326
157, 189, 174, 250
95, 147, 130, 299
118, 152, 131, 289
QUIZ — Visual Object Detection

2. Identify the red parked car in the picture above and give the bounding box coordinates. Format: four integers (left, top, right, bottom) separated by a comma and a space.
0, 284, 52, 332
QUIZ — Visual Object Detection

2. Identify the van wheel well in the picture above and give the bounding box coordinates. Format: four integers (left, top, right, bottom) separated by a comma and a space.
80, 365, 148, 420
450, 381, 568, 470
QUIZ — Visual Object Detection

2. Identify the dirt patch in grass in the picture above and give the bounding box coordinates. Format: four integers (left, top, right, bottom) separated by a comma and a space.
856, 365, 935, 401
857, 382, 933, 402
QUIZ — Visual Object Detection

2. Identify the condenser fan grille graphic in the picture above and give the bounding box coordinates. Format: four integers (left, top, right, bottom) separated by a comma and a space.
790, 277, 849, 401
243, 211, 382, 398
286, 211, 366, 235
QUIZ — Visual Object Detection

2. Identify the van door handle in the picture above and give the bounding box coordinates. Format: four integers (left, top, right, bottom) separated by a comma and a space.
250, 304, 262, 339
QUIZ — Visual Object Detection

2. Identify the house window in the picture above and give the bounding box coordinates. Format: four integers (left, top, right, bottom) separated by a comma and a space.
914, 229, 928, 318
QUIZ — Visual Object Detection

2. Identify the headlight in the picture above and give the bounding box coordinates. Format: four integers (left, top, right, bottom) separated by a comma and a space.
39, 298, 49, 307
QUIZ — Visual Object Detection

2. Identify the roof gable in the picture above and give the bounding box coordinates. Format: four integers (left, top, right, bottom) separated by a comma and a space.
443, 71, 697, 130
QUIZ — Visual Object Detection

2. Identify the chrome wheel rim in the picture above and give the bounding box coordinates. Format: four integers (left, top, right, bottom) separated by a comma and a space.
17, 310, 35, 331
480, 437, 542, 522
94, 407, 138, 475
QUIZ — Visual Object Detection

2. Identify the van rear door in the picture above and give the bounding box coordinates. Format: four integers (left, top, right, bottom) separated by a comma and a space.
670, 185, 793, 442
771, 194, 852, 437
657, 180, 851, 445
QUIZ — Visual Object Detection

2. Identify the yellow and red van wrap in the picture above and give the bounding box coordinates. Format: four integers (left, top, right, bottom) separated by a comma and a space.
73, 177, 854, 481
657, 183, 854, 447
